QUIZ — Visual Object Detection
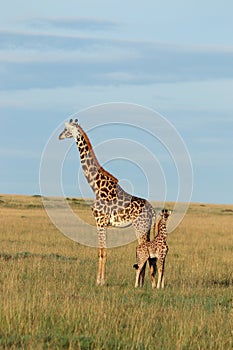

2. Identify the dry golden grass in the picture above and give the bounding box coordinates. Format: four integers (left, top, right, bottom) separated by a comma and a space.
0, 194, 232, 349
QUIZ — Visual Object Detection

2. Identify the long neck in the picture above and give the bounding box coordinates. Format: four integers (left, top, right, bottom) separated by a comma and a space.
75, 125, 118, 195
157, 218, 167, 239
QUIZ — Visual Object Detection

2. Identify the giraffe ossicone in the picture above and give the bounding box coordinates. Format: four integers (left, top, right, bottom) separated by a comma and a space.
59, 119, 157, 286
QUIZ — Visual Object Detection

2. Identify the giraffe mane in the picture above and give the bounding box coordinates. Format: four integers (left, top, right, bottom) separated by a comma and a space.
77, 125, 119, 183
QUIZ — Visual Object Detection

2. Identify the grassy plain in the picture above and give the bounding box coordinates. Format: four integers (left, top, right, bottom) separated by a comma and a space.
0, 194, 232, 349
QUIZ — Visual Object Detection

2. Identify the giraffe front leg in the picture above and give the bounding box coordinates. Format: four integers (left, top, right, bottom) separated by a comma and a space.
97, 247, 107, 286
96, 223, 107, 286
97, 248, 102, 286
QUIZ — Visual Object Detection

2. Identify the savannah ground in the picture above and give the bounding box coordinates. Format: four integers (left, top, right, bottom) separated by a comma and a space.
0, 195, 232, 349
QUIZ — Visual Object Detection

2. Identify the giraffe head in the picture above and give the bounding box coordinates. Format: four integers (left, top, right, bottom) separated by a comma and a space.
159, 208, 172, 221
59, 119, 79, 140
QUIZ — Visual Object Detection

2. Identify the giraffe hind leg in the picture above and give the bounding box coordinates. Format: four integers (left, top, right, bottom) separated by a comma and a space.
148, 257, 157, 289
133, 261, 147, 286
156, 258, 165, 289
135, 260, 147, 288
139, 261, 147, 287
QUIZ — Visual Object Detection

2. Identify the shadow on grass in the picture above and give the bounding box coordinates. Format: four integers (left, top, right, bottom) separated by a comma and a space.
0, 252, 77, 261
209, 278, 232, 287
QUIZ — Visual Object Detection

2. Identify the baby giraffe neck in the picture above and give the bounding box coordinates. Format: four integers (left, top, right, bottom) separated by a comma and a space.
157, 219, 167, 239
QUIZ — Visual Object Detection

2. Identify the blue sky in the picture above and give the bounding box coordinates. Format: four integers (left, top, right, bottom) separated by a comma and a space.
0, 0, 233, 204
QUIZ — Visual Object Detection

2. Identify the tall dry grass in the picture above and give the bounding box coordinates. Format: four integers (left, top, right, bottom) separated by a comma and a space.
0, 195, 232, 349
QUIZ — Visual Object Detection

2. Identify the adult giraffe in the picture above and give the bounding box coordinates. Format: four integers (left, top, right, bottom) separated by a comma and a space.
59, 119, 156, 286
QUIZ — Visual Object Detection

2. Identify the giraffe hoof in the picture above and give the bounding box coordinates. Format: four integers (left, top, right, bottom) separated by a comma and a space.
96, 279, 105, 286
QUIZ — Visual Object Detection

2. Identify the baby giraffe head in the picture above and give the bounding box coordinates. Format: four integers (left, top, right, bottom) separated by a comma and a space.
59, 118, 79, 140
159, 208, 172, 221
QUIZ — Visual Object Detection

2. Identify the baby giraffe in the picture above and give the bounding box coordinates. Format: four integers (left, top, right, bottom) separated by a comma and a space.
134, 209, 171, 289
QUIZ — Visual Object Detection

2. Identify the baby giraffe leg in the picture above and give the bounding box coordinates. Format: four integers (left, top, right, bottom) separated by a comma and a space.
139, 262, 146, 287
161, 273, 165, 289
161, 259, 166, 289
156, 258, 165, 289
148, 258, 157, 288
135, 261, 147, 288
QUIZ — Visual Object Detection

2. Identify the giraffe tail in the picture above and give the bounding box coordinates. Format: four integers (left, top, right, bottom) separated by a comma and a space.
133, 263, 139, 270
